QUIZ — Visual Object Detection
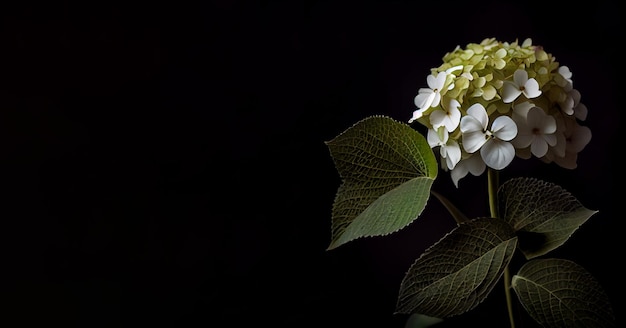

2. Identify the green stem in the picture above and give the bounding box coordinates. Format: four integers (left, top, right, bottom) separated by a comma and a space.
487, 168, 516, 328
487, 168, 499, 217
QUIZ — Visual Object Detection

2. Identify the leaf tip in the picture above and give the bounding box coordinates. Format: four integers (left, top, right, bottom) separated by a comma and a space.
326, 239, 343, 251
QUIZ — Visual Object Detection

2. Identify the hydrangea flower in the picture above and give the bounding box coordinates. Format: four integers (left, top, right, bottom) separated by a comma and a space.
427, 127, 461, 171
408, 38, 592, 186
460, 103, 518, 170
511, 104, 557, 158
430, 98, 461, 132
501, 69, 542, 103
450, 153, 485, 188
409, 72, 450, 123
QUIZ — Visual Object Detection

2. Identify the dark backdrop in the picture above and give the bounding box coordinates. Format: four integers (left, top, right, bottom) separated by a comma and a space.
2, 1, 623, 327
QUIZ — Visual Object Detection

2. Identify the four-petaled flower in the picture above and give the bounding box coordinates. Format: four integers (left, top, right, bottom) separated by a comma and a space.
550, 116, 592, 169
427, 127, 461, 171
460, 103, 518, 170
450, 153, 485, 188
502, 69, 542, 103
409, 72, 447, 123
511, 103, 557, 158
555, 66, 573, 91
430, 98, 461, 132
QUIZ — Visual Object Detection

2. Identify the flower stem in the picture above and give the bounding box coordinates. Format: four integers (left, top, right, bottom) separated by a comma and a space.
487, 168, 516, 328
487, 168, 498, 217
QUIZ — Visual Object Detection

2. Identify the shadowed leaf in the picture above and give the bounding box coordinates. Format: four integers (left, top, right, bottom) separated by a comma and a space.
325, 115, 437, 250
404, 313, 444, 328
512, 258, 615, 328
395, 217, 517, 318
498, 177, 598, 259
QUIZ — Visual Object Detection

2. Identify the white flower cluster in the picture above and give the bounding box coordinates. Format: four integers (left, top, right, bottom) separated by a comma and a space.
409, 38, 591, 187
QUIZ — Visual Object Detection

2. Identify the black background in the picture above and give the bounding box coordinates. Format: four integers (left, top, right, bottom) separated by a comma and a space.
3, 1, 623, 327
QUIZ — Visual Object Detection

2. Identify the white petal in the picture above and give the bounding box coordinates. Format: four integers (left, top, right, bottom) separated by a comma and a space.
450, 162, 468, 188
466, 103, 489, 129
431, 92, 442, 108
512, 132, 533, 148
445, 100, 461, 132
543, 119, 557, 135
446, 98, 460, 111
408, 108, 425, 123
445, 65, 463, 75
429, 109, 446, 129
427, 128, 440, 147
491, 116, 518, 141
501, 82, 522, 103
414, 90, 434, 109
522, 78, 541, 99
570, 89, 581, 105
450, 153, 487, 187
513, 69, 529, 86
574, 103, 588, 121
462, 130, 488, 153
430, 105, 460, 132
443, 114, 460, 132
427, 128, 448, 147
551, 132, 567, 157
525, 107, 544, 126
512, 101, 534, 120
466, 153, 486, 176
460, 115, 483, 134
429, 72, 447, 90
560, 96, 575, 115
538, 114, 556, 134
426, 74, 437, 89
443, 140, 461, 170
543, 134, 557, 146
558, 66, 572, 79
525, 107, 556, 134
481, 140, 515, 170
530, 138, 549, 158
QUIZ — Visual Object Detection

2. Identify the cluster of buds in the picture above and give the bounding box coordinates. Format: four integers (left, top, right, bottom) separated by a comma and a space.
409, 38, 591, 187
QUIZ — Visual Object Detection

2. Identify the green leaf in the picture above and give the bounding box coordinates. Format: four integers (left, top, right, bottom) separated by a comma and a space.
404, 313, 444, 328
325, 115, 438, 250
498, 177, 598, 259
395, 217, 518, 318
512, 258, 615, 328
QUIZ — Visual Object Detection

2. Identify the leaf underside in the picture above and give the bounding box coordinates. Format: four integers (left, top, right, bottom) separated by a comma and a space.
512, 258, 615, 328
395, 217, 518, 318
325, 115, 437, 250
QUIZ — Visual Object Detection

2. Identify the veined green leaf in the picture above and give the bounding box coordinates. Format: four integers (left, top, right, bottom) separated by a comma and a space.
512, 258, 615, 328
395, 218, 518, 318
498, 177, 598, 259
325, 116, 437, 250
